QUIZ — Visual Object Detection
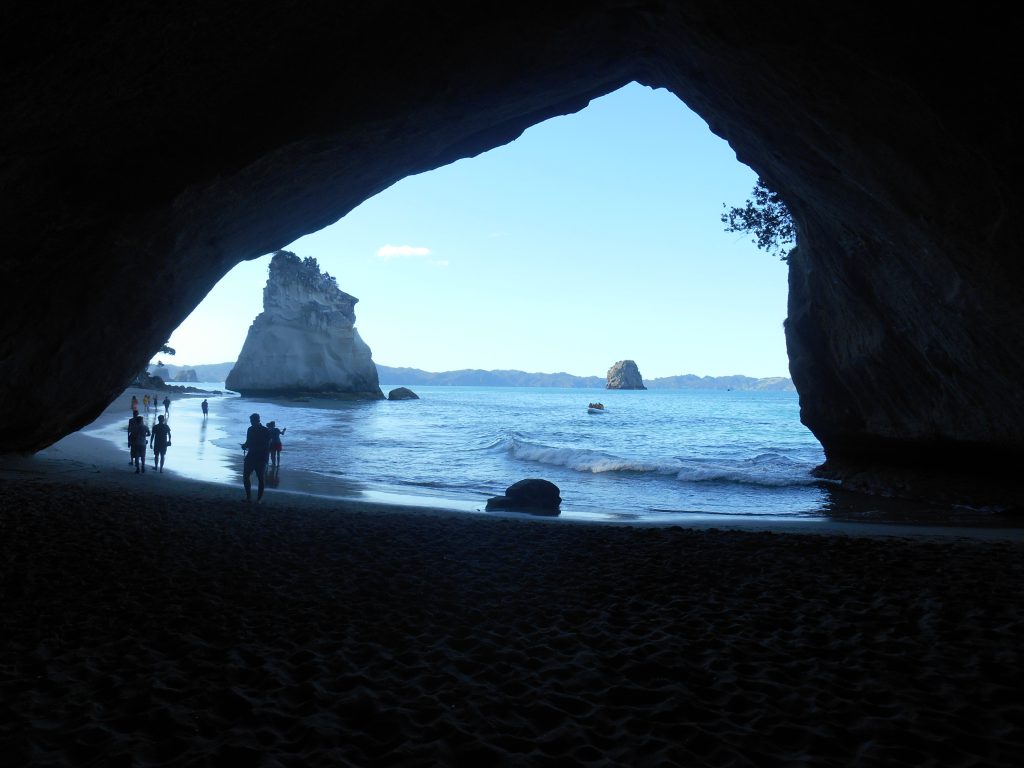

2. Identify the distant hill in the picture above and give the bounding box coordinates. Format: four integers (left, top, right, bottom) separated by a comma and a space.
148, 362, 236, 382
376, 366, 605, 388
647, 374, 795, 392
376, 365, 795, 391
149, 362, 795, 391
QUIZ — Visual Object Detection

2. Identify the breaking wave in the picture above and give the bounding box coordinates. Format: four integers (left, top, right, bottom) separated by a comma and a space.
496, 436, 817, 488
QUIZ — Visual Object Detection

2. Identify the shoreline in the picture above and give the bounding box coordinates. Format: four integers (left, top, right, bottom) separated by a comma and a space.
7, 385, 1022, 541
4, 385, 1019, 540
2, 389, 1023, 764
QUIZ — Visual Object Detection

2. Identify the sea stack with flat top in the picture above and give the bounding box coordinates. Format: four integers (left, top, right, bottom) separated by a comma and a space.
226, 251, 384, 399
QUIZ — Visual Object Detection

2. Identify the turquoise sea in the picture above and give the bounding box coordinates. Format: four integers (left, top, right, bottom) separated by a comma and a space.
94, 382, 1024, 528
95, 382, 864, 524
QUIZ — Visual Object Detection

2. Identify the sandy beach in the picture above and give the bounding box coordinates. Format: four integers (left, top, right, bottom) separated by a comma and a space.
1, 389, 1023, 766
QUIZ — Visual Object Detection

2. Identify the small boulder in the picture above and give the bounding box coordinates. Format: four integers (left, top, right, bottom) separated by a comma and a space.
486, 478, 562, 516
388, 387, 420, 400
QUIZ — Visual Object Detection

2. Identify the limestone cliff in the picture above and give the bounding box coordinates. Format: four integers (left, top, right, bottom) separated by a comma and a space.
225, 252, 383, 399
606, 360, 646, 390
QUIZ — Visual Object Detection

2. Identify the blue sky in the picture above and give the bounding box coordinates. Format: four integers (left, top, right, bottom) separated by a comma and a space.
162, 82, 791, 380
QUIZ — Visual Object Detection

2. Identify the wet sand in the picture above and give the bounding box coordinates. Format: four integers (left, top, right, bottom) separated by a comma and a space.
1, 389, 1023, 766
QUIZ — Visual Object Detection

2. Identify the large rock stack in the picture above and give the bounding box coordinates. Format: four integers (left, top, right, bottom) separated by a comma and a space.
226, 252, 383, 399
606, 360, 646, 390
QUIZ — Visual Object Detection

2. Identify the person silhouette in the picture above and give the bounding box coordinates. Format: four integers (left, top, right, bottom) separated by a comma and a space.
150, 414, 171, 472
163, 395, 171, 416
240, 413, 271, 503
267, 421, 286, 468
127, 412, 138, 463
128, 415, 150, 473
201, 399, 209, 419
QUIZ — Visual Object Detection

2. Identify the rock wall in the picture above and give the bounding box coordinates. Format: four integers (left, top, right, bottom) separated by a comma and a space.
2, 5, 1023, 504
225, 252, 382, 399
607, 361, 646, 390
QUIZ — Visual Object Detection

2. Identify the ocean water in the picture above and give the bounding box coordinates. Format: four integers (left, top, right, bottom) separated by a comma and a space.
95, 383, 842, 525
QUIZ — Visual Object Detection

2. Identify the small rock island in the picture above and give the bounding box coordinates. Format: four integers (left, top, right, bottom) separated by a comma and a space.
225, 251, 384, 399
606, 360, 646, 390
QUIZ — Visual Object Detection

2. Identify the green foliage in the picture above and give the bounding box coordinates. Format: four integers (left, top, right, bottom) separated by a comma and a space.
721, 179, 796, 262
159, 344, 176, 356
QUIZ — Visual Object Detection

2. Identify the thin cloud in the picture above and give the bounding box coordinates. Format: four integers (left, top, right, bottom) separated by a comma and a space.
428, 259, 449, 268
376, 244, 432, 260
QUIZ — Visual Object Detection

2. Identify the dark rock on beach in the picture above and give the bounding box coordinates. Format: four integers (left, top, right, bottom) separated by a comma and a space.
486, 478, 562, 516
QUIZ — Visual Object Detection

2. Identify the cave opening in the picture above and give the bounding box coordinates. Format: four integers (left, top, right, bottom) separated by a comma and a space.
130, 81, 831, 520
161, 82, 791, 385
2, 4, 1019, 514
131, 82, 825, 518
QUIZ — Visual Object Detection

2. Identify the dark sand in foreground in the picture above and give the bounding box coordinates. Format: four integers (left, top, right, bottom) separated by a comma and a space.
1, 392, 1023, 766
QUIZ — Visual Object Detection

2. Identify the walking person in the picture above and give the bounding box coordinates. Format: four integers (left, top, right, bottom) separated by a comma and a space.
267, 421, 286, 468
131, 394, 139, 413
163, 395, 171, 416
240, 413, 271, 503
128, 414, 150, 473
201, 398, 209, 420
150, 414, 171, 472
142, 393, 150, 413
127, 412, 138, 463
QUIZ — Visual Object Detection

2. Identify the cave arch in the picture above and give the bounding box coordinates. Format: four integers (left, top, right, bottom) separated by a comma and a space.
171, 82, 787, 383
3, 4, 1022, 504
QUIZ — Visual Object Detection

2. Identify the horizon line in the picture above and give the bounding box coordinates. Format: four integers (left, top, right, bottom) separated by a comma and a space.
149, 360, 792, 381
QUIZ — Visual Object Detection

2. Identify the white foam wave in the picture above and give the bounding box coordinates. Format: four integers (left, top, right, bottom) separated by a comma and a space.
501, 438, 817, 488
505, 438, 664, 474
675, 453, 819, 487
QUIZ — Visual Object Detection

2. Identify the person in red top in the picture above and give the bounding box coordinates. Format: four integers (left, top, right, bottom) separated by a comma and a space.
267, 421, 286, 467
